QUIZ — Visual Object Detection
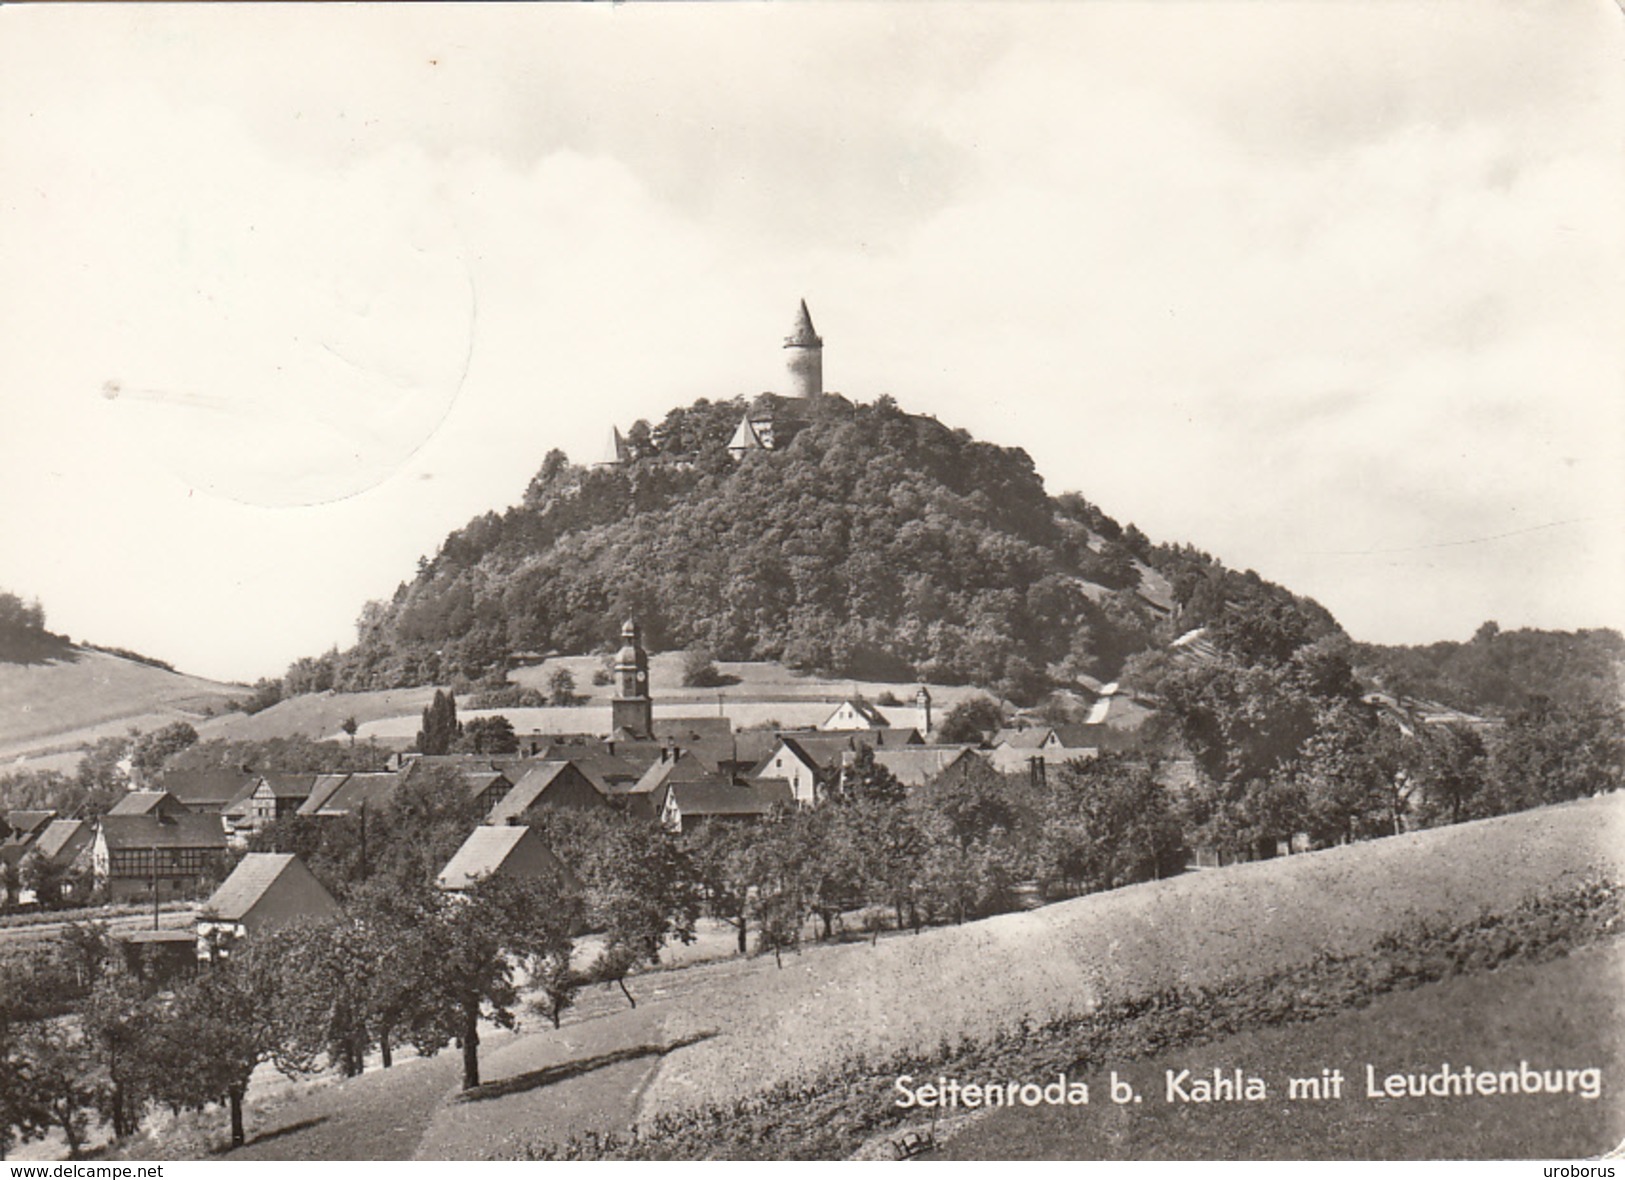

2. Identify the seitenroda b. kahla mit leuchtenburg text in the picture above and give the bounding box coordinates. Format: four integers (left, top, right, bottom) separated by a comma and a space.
893, 1060, 1604, 1110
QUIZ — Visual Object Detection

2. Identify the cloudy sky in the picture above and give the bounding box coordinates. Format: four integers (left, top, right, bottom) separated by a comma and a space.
1, 2, 1621, 684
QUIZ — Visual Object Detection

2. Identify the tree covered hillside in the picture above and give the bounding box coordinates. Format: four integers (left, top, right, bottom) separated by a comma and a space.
289, 394, 1334, 701
1354, 623, 1624, 714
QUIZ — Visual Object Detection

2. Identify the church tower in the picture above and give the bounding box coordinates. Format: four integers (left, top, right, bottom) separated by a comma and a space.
783, 299, 823, 398
611, 620, 653, 739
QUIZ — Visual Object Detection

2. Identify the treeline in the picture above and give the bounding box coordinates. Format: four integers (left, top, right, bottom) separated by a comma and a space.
261, 394, 1330, 704
0, 590, 69, 665
1132, 598, 1624, 861
1354, 622, 1624, 714
0, 871, 579, 1156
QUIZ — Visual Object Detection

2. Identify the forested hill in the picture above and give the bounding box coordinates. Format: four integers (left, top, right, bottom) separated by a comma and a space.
286, 392, 1335, 703
1354, 625, 1625, 715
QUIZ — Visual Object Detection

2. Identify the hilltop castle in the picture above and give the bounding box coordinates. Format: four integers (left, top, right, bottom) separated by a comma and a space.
725, 300, 824, 459
597, 299, 826, 466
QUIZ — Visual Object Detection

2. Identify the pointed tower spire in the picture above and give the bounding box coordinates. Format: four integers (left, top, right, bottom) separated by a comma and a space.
783, 298, 823, 397
595, 425, 629, 467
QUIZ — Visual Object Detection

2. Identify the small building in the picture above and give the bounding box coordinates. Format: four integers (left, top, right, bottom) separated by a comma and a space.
661, 781, 794, 835
93, 812, 229, 903
487, 761, 607, 824
820, 698, 891, 731
245, 774, 318, 831
751, 736, 829, 807
297, 771, 403, 818
872, 746, 986, 790
989, 743, 1099, 784
197, 853, 341, 959
108, 790, 190, 818
436, 825, 580, 894
3, 810, 56, 850
27, 819, 95, 904
158, 769, 260, 815
625, 751, 727, 820
726, 413, 775, 459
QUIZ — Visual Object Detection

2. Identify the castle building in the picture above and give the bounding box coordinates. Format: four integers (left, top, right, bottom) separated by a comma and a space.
611, 620, 654, 739
784, 299, 823, 398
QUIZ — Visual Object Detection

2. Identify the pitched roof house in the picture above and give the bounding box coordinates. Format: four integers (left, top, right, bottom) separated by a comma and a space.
872, 746, 986, 789
93, 812, 229, 903
820, 698, 891, 731
487, 761, 607, 824
660, 780, 794, 834
436, 825, 580, 893
197, 853, 341, 959
159, 769, 259, 814
34, 818, 94, 868
297, 771, 403, 818
3, 810, 56, 847
108, 790, 190, 818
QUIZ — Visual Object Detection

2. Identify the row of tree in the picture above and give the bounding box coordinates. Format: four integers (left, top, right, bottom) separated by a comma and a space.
0, 871, 574, 1158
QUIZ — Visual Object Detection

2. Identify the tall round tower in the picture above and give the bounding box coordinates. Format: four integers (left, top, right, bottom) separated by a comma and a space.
783, 299, 823, 398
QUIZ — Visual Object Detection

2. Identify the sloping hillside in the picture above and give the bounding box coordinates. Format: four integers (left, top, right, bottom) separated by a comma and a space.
0, 649, 241, 760
637, 793, 1625, 1117
287, 393, 1336, 701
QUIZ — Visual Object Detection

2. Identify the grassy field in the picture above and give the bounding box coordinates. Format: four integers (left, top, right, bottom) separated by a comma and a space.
0, 649, 241, 759
936, 938, 1625, 1160
201, 659, 989, 745
637, 794, 1625, 1118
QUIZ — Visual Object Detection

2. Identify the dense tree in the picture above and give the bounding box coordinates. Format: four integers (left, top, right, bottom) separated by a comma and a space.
413, 875, 580, 1090
459, 715, 519, 755
936, 695, 1005, 745
1484, 697, 1624, 815
14, 1023, 100, 1158
415, 690, 461, 755
1409, 724, 1489, 827
129, 721, 199, 784
1039, 754, 1185, 894
547, 667, 580, 707
573, 817, 700, 1006
148, 942, 311, 1148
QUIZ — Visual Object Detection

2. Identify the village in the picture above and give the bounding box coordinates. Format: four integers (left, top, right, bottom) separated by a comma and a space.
0, 613, 1155, 957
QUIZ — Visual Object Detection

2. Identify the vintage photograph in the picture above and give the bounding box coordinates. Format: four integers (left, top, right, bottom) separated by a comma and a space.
0, 1, 1621, 1164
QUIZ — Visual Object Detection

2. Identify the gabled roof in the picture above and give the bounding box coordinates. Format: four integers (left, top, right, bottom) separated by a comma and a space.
436, 825, 574, 892
305, 771, 402, 817
296, 774, 354, 816
108, 791, 187, 817
629, 751, 716, 796
666, 781, 792, 819
35, 819, 90, 863
728, 731, 781, 766
4, 810, 56, 839
653, 717, 735, 743
98, 812, 227, 851
488, 761, 605, 823
992, 727, 1053, 750
776, 733, 861, 769
254, 773, 319, 800
536, 745, 643, 792
462, 770, 512, 797
727, 413, 766, 454
202, 853, 339, 925
823, 698, 891, 728
158, 769, 258, 810
872, 746, 983, 788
